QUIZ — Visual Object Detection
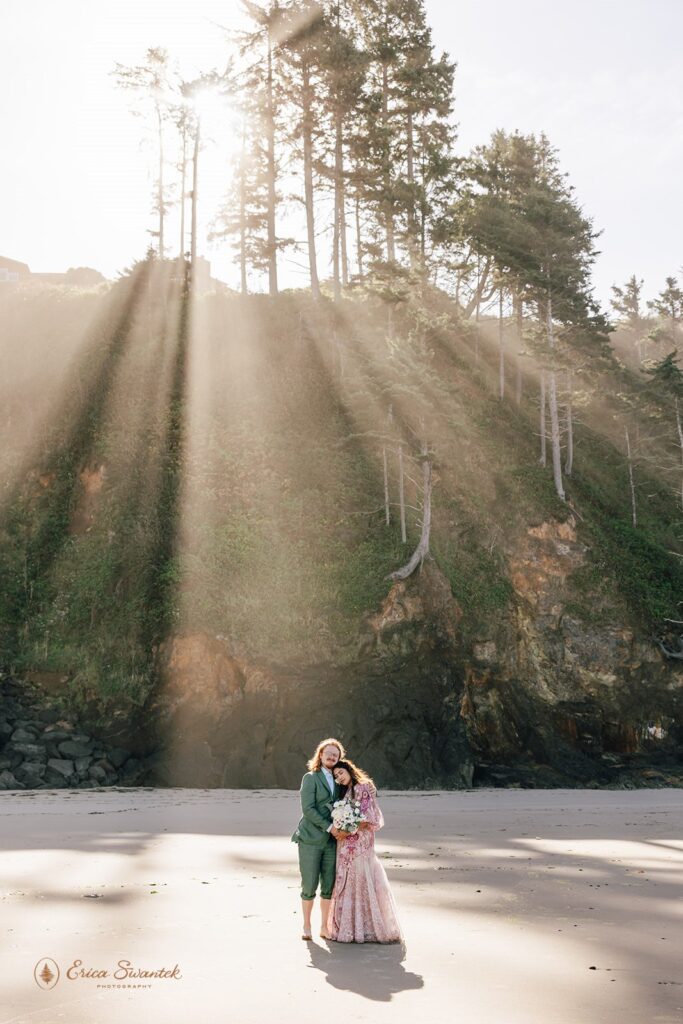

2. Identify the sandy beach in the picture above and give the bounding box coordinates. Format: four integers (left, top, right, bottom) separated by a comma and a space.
0, 787, 681, 1024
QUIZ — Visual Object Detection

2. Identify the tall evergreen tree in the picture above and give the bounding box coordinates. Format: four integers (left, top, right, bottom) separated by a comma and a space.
352, 0, 401, 264
611, 273, 648, 361
648, 275, 683, 355
393, 4, 456, 270
113, 47, 173, 257
240, 1, 289, 296
448, 130, 535, 318
351, 0, 456, 274
210, 101, 271, 293
454, 130, 604, 497
318, 2, 367, 296
279, 1, 327, 300
169, 97, 193, 259
611, 274, 645, 326
519, 135, 603, 500
643, 351, 683, 509
180, 71, 227, 280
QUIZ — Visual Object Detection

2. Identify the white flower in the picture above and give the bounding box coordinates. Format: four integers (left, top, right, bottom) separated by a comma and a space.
331, 796, 365, 834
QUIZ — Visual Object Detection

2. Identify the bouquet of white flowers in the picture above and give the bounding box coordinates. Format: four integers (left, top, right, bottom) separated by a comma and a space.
331, 798, 366, 834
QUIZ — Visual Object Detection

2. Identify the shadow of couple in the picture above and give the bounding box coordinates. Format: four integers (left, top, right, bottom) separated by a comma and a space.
307, 939, 424, 1001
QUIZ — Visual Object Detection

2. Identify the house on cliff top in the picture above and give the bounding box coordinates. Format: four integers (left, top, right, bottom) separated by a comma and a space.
0, 256, 30, 283
0, 256, 105, 287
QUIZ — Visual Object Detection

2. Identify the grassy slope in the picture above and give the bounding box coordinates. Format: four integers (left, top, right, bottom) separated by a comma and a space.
1, 271, 681, 704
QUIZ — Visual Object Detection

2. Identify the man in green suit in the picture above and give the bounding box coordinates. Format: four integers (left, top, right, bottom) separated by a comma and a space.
292, 736, 345, 940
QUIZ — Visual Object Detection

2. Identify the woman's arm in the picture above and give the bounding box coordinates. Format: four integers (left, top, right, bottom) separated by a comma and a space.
358, 785, 384, 830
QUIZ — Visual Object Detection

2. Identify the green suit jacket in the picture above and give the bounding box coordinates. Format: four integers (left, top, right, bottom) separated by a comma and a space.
291, 770, 341, 847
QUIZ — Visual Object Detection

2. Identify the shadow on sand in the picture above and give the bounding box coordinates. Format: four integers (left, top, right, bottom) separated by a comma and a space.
307, 939, 423, 1001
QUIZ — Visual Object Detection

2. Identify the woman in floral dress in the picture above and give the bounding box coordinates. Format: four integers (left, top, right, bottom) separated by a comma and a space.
326, 759, 402, 943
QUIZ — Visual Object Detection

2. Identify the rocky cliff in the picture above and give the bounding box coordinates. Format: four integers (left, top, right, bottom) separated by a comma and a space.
1, 277, 681, 789
1, 515, 681, 790
136, 515, 682, 789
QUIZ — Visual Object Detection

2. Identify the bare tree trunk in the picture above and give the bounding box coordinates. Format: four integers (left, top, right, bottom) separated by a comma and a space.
515, 292, 523, 405
332, 114, 345, 299
565, 369, 574, 476
340, 197, 349, 287
381, 61, 395, 263
190, 116, 199, 279
156, 101, 165, 258
266, 30, 278, 297
545, 296, 565, 500
354, 194, 364, 280
332, 178, 340, 300
239, 187, 248, 295
239, 127, 248, 296
339, 146, 349, 288
475, 257, 481, 322
302, 62, 320, 301
676, 397, 683, 510
625, 425, 637, 527
388, 443, 432, 580
462, 257, 494, 319
406, 107, 418, 269
382, 447, 390, 525
419, 145, 427, 265
548, 371, 565, 499
331, 110, 343, 297
398, 444, 407, 543
179, 120, 187, 257
498, 287, 505, 400
539, 370, 547, 467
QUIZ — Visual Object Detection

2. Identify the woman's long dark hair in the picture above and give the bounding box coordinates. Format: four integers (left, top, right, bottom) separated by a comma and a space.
333, 759, 376, 797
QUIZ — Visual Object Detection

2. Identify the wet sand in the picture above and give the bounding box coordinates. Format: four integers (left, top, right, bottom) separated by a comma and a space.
0, 787, 681, 1024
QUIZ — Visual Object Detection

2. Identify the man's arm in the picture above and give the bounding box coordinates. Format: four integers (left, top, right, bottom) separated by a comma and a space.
300, 774, 333, 833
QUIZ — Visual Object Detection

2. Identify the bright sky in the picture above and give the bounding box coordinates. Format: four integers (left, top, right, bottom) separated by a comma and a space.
2, 0, 681, 306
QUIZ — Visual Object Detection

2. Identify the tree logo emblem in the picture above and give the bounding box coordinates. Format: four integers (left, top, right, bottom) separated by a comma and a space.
34, 958, 60, 989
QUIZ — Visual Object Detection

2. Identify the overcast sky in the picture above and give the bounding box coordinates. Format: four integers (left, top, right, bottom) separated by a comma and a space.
2, 0, 681, 307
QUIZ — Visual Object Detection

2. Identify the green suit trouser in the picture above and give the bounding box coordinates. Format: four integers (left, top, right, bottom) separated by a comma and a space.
298, 837, 337, 900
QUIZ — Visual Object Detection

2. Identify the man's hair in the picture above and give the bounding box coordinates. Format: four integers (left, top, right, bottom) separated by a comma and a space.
307, 737, 345, 772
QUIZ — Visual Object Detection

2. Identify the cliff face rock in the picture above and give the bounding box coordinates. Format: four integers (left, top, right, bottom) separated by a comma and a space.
460, 517, 682, 784
0, 677, 139, 790
124, 518, 681, 789
137, 562, 471, 789
69, 463, 106, 535
158, 633, 248, 706
7, 518, 681, 790
362, 560, 462, 657
509, 519, 586, 616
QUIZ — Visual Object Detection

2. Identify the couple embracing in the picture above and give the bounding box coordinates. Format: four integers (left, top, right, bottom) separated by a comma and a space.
291, 737, 402, 944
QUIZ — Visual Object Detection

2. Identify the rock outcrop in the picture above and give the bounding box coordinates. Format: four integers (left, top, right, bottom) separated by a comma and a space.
3, 517, 681, 791
99, 521, 682, 788
461, 517, 682, 785
0, 677, 142, 790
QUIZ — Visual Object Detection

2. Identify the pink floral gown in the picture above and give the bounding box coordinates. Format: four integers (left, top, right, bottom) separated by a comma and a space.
327, 783, 403, 943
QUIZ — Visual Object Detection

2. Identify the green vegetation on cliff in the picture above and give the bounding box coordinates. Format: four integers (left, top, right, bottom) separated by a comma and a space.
1, 266, 682, 704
